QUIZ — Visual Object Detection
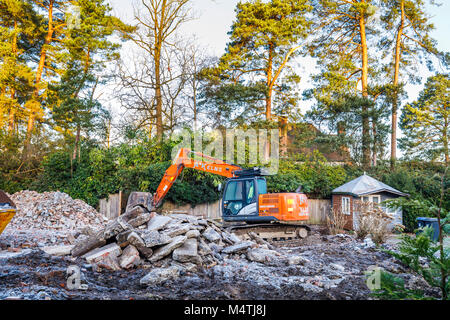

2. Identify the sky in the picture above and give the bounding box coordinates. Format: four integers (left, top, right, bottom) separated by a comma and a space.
104, 0, 449, 150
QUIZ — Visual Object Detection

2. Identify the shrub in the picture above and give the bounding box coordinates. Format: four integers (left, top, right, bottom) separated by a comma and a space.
326, 207, 347, 235
354, 200, 393, 244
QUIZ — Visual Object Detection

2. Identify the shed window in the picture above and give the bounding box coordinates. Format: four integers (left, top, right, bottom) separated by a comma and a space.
342, 197, 351, 215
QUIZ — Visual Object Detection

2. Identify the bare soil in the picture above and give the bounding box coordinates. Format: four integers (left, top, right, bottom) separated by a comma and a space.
0, 226, 439, 300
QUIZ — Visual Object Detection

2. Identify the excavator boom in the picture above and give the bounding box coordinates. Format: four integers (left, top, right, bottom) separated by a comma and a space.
153, 148, 241, 208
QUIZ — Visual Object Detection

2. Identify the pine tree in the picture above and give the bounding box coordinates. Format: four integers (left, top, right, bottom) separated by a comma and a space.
0, 0, 39, 137
378, 0, 438, 168
306, 0, 379, 168
213, 0, 312, 122
399, 73, 449, 164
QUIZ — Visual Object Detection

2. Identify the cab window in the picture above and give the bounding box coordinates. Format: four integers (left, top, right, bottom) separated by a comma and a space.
224, 181, 243, 201
245, 180, 255, 203
257, 179, 267, 195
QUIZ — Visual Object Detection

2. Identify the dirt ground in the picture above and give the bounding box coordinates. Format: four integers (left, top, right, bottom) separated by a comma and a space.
0, 225, 440, 300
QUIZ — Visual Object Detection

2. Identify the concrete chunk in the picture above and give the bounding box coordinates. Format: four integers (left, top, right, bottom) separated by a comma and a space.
202, 227, 222, 242
141, 230, 172, 248
140, 266, 180, 286
119, 245, 141, 269
161, 224, 191, 237
42, 245, 74, 256
83, 243, 122, 264
172, 238, 200, 264
186, 229, 200, 238
247, 248, 280, 265
149, 235, 187, 262
95, 255, 121, 271
221, 241, 254, 254
147, 215, 172, 231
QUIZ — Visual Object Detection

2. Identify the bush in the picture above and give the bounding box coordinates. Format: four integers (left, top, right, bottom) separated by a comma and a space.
326, 207, 347, 235
354, 200, 393, 244
269, 151, 347, 198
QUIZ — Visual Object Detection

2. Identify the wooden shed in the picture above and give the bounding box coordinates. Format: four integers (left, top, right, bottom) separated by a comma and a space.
331, 174, 408, 230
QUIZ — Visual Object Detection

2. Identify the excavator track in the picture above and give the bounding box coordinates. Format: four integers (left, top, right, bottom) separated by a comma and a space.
224, 222, 310, 242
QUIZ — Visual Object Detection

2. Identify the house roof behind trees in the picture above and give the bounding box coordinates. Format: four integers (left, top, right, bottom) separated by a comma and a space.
332, 174, 409, 197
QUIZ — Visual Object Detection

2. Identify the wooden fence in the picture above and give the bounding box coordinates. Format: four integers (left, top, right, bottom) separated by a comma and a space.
99, 192, 124, 220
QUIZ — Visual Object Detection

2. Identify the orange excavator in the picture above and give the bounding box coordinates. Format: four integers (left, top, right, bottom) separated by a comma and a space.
128, 148, 310, 240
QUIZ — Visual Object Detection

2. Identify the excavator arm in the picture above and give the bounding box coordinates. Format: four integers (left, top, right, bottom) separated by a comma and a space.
152, 148, 242, 208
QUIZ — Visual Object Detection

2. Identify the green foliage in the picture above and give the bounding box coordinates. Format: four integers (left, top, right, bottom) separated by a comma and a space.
370, 270, 427, 300
30, 139, 223, 207
399, 73, 450, 163
374, 230, 450, 300
267, 150, 347, 198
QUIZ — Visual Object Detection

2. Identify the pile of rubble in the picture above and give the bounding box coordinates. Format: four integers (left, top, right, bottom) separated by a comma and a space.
60, 202, 294, 285
7, 190, 107, 233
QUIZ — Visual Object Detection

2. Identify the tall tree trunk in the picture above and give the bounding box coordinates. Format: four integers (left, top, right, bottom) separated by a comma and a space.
24, 0, 54, 159
73, 124, 80, 161
155, 48, 163, 143
8, 20, 18, 137
444, 114, 449, 165
391, 0, 405, 169
359, 10, 371, 168
372, 118, 377, 166
266, 44, 274, 121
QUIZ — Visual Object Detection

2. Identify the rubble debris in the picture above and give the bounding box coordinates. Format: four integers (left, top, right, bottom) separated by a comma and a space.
41, 245, 74, 256
149, 235, 187, 262
7, 191, 106, 233
172, 238, 201, 265
221, 241, 254, 254
119, 245, 141, 269
147, 215, 172, 231
202, 227, 222, 242
0, 248, 32, 260
140, 266, 181, 286
83, 243, 122, 264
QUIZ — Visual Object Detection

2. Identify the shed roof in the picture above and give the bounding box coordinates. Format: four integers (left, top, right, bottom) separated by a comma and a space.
332, 174, 409, 197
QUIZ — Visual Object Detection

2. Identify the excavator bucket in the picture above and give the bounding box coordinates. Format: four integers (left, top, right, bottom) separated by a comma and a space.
125, 192, 155, 213
0, 191, 16, 236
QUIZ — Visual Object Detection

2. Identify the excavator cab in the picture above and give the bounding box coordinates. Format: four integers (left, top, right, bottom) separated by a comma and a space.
222, 176, 267, 221
221, 168, 309, 224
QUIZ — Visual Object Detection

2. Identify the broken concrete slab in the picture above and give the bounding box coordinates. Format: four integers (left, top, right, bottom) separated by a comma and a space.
0, 249, 32, 260
221, 241, 254, 254
172, 238, 200, 264
161, 224, 191, 238
168, 213, 199, 224
119, 245, 141, 269
83, 243, 122, 264
288, 255, 310, 266
202, 227, 222, 242
186, 229, 200, 238
140, 266, 180, 286
141, 230, 172, 248
149, 235, 187, 263
41, 245, 74, 256
95, 254, 121, 271
247, 248, 281, 265
127, 212, 152, 228
147, 215, 172, 232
